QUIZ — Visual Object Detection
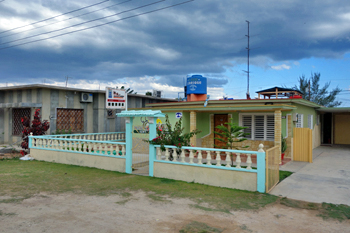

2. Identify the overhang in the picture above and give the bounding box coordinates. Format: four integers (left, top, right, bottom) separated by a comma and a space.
0, 103, 42, 108
116, 110, 166, 118
317, 107, 350, 113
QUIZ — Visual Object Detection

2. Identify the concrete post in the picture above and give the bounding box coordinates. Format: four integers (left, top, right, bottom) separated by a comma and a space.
148, 117, 157, 177
190, 111, 197, 146
125, 117, 133, 174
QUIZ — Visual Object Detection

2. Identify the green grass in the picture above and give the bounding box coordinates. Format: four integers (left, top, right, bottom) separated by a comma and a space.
179, 221, 223, 233
279, 170, 293, 182
1, 159, 349, 221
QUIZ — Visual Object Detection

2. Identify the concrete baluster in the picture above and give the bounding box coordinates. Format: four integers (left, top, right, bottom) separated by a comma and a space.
206, 151, 212, 165
93, 142, 97, 154
121, 145, 126, 156
189, 150, 194, 164
246, 154, 252, 170
180, 150, 185, 163
197, 150, 202, 165
225, 151, 231, 167
156, 147, 161, 160
216, 151, 221, 166
173, 149, 178, 162
165, 148, 169, 161
236, 153, 241, 168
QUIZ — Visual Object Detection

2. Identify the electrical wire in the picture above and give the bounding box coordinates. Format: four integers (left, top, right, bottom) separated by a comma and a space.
0, 0, 194, 50
0, 0, 132, 39
0, 0, 110, 35
0, 0, 166, 46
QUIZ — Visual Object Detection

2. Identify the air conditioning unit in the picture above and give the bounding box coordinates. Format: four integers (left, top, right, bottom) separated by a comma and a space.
81, 93, 93, 103
153, 90, 162, 98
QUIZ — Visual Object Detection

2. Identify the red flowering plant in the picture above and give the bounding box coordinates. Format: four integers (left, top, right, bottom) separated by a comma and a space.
20, 109, 50, 155
146, 114, 200, 153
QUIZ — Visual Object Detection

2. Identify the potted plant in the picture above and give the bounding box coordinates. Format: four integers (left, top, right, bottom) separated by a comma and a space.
214, 118, 250, 165
281, 134, 287, 161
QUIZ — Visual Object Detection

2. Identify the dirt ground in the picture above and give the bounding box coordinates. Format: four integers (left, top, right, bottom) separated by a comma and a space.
1, 192, 349, 233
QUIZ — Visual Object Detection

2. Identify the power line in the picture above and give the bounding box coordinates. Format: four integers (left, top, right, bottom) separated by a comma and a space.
0, 0, 194, 50
0, 0, 166, 46
0, 0, 132, 39
0, 0, 110, 35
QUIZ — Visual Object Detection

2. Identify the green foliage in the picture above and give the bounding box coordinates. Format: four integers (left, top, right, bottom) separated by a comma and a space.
145, 91, 152, 96
146, 114, 201, 151
214, 118, 249, 150
281, 135, 287, 153
279, 170, 293, 182
293, 72, 341, 107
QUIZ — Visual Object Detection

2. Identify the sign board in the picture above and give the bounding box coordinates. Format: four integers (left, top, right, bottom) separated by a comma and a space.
106, 87, 127, 109
186, 75, 207, 95
175, 112, 182, 118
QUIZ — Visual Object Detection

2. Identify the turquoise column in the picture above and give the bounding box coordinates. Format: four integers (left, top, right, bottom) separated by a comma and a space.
148, 117, 157, 177
125, 117, 133, 174
256, 146, 266, 193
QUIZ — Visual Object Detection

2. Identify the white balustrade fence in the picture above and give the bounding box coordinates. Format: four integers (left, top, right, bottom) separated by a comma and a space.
43, 132, 125, 141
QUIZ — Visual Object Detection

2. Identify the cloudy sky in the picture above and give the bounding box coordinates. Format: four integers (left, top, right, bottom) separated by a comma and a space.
0, 0, 350, 105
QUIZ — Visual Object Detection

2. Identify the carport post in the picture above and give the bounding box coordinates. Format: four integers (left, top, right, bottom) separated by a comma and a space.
148, 117, 157, 177
125, 117, 133, 174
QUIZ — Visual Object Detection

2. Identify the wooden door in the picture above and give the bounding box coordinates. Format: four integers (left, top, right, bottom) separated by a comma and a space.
214, 114, 228, 148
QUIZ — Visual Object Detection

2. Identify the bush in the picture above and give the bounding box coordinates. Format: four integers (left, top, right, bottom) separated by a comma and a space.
20, 109, 50, 155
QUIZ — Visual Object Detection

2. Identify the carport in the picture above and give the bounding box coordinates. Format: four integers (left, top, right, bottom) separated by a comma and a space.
318, 107, 350, 145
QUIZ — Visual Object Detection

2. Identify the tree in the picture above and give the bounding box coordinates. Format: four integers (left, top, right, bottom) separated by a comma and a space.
293, 73, 341, 107
120, 86, 137, 94
214, 119, 249, 150
145, 91, 152, 96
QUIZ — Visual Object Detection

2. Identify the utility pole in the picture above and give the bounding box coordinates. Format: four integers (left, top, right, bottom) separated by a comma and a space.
65, 76, 71, 87
243, 20, 251, 99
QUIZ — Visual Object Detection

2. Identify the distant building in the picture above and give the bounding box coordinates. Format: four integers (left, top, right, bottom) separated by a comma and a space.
0, 84, 175, 144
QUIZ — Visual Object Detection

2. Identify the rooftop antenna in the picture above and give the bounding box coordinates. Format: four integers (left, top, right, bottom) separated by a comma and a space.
65, 76, 71, 87
243, 20, 251, 99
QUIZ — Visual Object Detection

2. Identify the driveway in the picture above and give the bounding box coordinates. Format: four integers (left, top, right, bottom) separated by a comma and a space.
270, 145, 350, 206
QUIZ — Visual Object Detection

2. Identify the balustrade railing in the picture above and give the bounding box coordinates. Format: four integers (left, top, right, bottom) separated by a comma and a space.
29, 136, 126, 157
37, 132, 126, 141
154, 145, 263, 172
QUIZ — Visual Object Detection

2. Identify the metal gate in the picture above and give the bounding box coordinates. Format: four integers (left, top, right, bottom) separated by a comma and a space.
265, 146, 280, 193
293, 128, 312, 163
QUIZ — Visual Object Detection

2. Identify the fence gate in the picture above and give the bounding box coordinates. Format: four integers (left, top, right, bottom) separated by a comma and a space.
293, 128, 312, 163
265, 146, 280, 193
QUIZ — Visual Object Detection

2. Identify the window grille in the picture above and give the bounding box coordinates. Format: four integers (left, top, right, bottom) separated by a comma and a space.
308, 114, 313, 130
12, 108, 31, 136
56, 108, 84, 132
296, 114, 303, 128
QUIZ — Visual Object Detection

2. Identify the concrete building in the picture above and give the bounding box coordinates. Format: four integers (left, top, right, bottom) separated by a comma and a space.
0, 84, 175, 144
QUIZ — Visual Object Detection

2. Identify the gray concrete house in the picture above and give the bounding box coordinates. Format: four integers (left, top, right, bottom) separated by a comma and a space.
0, 84, 175, 144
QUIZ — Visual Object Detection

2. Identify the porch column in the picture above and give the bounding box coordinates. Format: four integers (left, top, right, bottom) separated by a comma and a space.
274, 110, 282, 163
148, 117, 157, 177
190, 111, 197, 146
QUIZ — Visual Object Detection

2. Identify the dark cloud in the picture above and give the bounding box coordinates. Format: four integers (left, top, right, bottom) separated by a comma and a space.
1, 0, 350, 88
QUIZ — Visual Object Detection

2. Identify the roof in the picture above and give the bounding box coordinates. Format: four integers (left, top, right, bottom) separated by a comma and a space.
0, 84, 175, 101
256, 86, 300, 93
116, 110, 166, 117
317, 107, 350, 113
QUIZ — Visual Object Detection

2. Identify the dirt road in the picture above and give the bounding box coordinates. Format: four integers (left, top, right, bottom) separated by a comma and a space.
1, 191, 349, 233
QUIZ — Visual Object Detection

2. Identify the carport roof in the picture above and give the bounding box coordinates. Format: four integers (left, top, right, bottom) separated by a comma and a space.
116, 110, 166, 117
317, 107, 350, 113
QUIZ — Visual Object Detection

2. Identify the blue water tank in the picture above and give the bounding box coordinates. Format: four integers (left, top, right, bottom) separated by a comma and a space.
186, 75, 207, 95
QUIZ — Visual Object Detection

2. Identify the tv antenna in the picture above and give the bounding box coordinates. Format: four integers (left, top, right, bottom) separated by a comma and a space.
243, 20, 251, 99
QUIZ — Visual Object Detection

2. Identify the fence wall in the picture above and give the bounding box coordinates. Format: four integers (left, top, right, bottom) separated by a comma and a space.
151, 145, 266, 193
265, 146, 280, 193
293, 128, 312, 163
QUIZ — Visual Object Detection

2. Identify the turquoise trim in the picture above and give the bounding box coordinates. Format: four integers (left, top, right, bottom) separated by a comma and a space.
29, 147, 126, 159
28, 136, 32, 149
125, 118, 133, 174
256, 151, 266, 193
154, 160, 258, 173
117, 110, 166, 118
148, 117, 157, 177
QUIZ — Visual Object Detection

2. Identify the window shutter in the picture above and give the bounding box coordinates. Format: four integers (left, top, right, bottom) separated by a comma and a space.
296, 114, 303, 128
242, 115, 252, 139
266, 115, 275, 140
254, 115, 265, 140
308, 114, 313, 129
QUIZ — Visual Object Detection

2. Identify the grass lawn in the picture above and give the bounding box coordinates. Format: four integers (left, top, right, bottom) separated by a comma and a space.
1, 158, 349, 221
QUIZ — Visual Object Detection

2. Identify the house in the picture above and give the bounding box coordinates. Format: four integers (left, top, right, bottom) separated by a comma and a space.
0, 84, 176, 145
131, 86, 350, 160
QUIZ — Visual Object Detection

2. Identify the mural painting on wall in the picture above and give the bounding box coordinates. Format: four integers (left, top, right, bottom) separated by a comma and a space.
133, 117, 169, 134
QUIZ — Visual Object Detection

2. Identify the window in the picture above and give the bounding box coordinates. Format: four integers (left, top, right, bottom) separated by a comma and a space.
296, 114, 303, 128
56, 108, 84, 132
12, 108, 31, 135
240, 113, 275, 141
308, 114, 313, 129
